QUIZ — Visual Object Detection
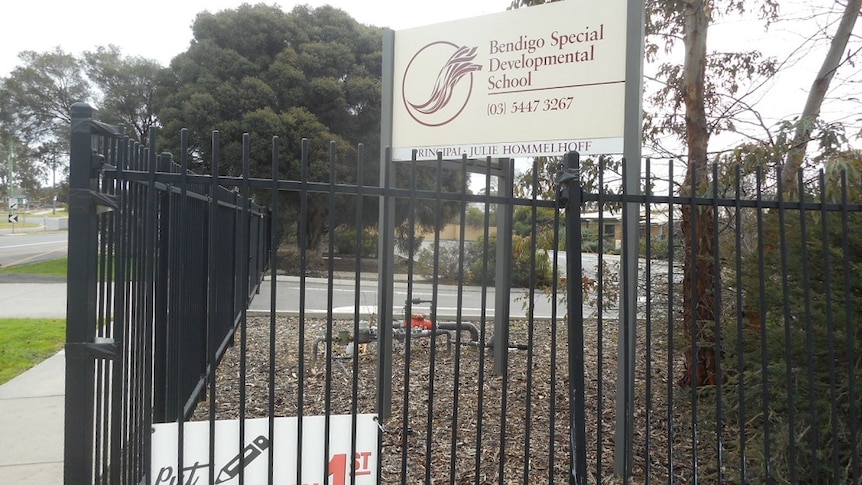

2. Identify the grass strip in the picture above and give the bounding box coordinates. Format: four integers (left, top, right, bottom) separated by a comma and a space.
0, 257, 68, 276
0, 318, 66, 385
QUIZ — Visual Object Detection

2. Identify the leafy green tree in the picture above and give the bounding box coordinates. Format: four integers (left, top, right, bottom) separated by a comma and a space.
1, 45, 165, 198
0, 48, 92, 143
0, 48, 93, 197
155, 4, 460, 252
83, 45, 165, 144
34, 138, 67, 201
0, 140, 44, 199
512, 205, 559, 250
779, 0, 862, 194
514, 156, 560, 199
648, 0, 779, 386
465, 206, 488, 228
155, 4, 381, 165
154, 4, 375, 251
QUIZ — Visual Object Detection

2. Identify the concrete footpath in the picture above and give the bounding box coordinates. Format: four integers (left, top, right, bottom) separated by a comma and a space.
0, 283, 67, 485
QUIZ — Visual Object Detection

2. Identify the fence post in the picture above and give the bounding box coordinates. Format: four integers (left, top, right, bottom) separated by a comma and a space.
64, 103, 122, 483
557, 151, 587, 485
64, 101, 99, 485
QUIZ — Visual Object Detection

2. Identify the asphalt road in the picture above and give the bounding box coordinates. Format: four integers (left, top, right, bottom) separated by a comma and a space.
0, 231, 68, 269
248, 276, 563, 320
0, 228, 676, 319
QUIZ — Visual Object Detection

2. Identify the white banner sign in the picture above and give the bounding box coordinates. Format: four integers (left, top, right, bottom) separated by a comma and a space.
151, 414, 378, 485
391, 0, 627, 160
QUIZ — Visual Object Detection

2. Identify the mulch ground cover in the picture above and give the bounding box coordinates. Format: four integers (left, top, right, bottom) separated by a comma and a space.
192, 315, 719, 484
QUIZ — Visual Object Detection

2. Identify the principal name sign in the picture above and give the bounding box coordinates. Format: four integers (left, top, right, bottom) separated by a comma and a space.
391, 0, 627, 161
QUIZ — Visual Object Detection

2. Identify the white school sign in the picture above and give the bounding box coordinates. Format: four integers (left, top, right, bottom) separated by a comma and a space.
391, 0, 627, 161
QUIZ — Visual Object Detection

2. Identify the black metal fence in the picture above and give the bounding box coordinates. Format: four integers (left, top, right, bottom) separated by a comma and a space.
64, 104, 271, 484
571, 157, 862, 484
65, 103, 860, 484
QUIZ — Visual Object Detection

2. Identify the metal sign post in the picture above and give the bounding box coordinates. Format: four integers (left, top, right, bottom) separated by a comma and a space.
614, 0, 645, 477
378, 30, 397, 420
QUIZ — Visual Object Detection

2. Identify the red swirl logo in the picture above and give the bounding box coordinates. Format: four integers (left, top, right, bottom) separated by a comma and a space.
402, 42, 482, 127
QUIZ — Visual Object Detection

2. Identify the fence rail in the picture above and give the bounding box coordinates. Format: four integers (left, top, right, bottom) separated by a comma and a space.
65, 103, 860, 484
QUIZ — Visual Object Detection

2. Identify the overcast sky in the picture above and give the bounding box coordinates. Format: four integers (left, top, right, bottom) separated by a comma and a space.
2, 0, 858, 158
0, 0, 507, 76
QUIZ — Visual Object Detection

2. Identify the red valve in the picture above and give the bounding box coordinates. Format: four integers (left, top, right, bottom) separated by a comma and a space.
408, 313, 433, 330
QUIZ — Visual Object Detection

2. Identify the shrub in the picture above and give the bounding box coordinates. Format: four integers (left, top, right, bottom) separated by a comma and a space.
276, 246, 325, 276
581, 227, 599, 253
333, 227, 377, 257
416, 241, 469, 283
416, 233, 553, 288
467, 233, 553, 288
700, 208, 862, 483
639, 235, 684, 260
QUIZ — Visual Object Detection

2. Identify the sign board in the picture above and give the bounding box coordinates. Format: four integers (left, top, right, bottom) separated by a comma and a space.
7, 214, 17, 224
151, 414, 378, 484
391, 0, 627, 160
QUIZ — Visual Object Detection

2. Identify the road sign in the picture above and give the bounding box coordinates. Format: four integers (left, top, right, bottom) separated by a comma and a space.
9, 203, 17, 211
8, 214, 18, 223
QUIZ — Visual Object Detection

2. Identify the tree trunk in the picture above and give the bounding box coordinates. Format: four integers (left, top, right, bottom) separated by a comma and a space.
294, 193, 328, 259
678, 0, 719, 387
300, 206, 327, 254
781, 0, 862, 194
679, 204, 719, 386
